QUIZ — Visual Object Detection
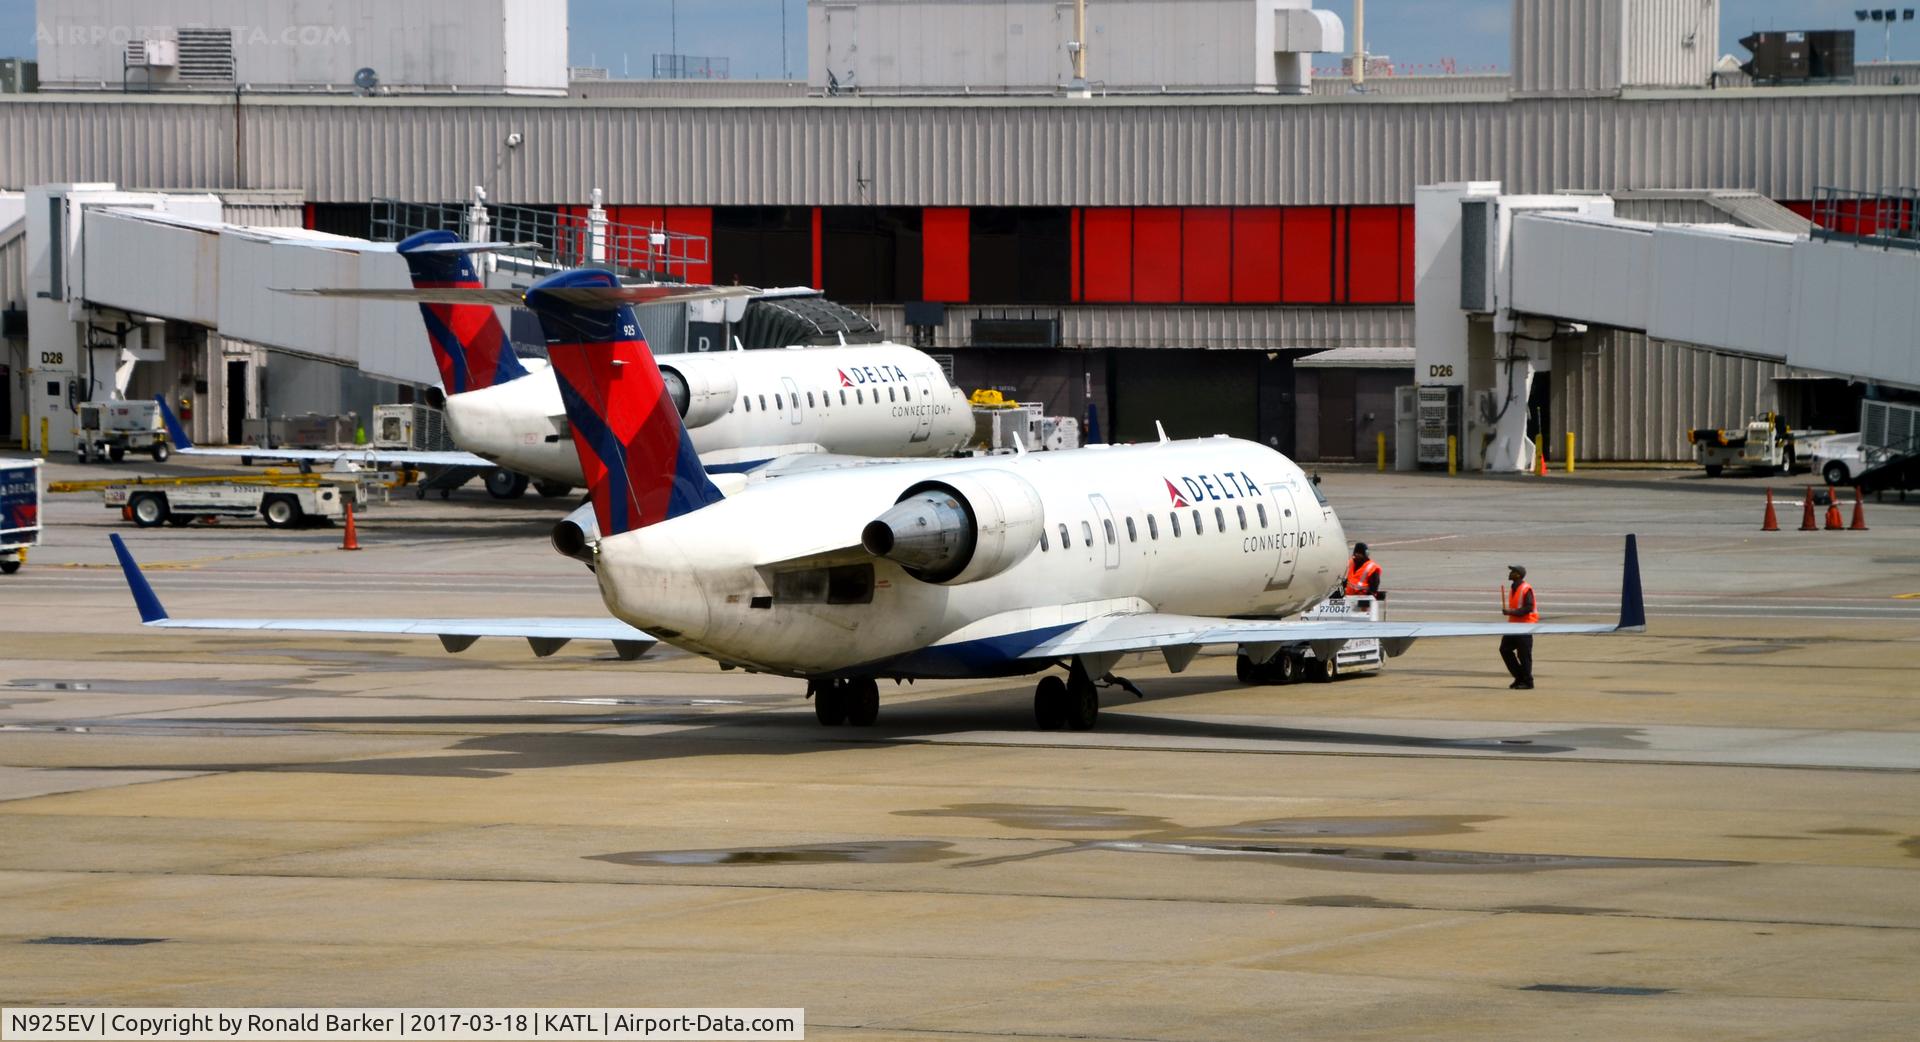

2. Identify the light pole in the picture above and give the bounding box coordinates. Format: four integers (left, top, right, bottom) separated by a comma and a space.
1856, 8, 1917, 64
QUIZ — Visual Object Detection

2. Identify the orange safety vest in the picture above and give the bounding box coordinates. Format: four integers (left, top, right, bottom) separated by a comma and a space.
1507, 581, 1538, 623
1344, 558, 1382, 596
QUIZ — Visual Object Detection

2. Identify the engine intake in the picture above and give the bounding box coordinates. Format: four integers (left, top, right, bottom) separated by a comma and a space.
861, 470, 1044, 585
659, 358, 738, 429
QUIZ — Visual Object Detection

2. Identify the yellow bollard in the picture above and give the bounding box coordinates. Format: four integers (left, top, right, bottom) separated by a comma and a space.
1446, 435, 1457, 476
1376, 432, 1387, 472
38, 417, 49, 458
18, 415, 27, 451
1565, 431, 1576, 473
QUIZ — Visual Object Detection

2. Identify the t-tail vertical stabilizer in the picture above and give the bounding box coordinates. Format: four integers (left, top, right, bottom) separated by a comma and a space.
397, 230, 530, 393
525, 268, 725, 538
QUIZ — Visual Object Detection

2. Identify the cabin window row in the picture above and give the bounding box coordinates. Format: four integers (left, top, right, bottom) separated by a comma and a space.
1038, 502, 1271, 552
736, 384, 924, 414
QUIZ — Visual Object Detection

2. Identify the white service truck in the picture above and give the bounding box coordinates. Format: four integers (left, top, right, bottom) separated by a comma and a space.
106, 482, 346, 529
1234, 595, 1387, 684
1687, 413, 1830, 477
75, 400, 171, 463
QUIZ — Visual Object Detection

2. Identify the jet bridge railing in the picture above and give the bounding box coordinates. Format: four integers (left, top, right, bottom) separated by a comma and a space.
370, 198, 711, 282
1810, 187, 1920, 251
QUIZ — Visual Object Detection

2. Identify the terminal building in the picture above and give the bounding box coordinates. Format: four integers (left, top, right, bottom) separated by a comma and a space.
1, 0, 1915, 463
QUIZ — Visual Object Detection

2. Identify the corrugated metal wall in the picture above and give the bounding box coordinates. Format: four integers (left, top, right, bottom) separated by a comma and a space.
1552, 332, 1785, 461
863, 303, 1410, 351
569, 80, 810, 100
1513, 0, 1623, 95
1310, 75, 1509, 96
1716, 61, 1920, 89
217, 189, 306, 228
1, 90, 1912, 207
0, 224, 25, 309
1621, 0, 1718, 89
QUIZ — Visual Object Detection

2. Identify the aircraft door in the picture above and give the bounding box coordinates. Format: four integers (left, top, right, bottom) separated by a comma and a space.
910, 374, 933, 442
1088, 494, 1121, 570
1262, 481, 1300, 590
781, 377, 803, 425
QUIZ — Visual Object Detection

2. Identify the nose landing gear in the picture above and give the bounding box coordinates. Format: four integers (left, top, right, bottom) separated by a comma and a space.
809, 677, 880, 727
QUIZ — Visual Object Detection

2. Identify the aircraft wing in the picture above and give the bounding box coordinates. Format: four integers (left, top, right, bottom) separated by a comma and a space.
154, 395, 494, 469
110, 535, 654, 660
1017, 535, 1645, 667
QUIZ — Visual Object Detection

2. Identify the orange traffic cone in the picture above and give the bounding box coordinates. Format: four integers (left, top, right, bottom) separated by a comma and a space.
1849, 487, 1869, 531
1761, 489, 1779, 531
341, 500, 361, 551
1824, 486, 1844, 530
1535, 448, 1548, 477
121, 505, 133, 522
1798, 487, 1818, 530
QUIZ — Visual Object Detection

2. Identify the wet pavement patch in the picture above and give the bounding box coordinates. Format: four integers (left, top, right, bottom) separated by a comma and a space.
1521, 983, 1670, 996
1705, 643, 1802, 655
1218, 815, 1498, 839
961, 839, 1745, 874
8, 680, 92, 691
896, 803, 1178, 832
588, 841, 960, 867
1285, 895, 1414, 909
28, 936, 166, 946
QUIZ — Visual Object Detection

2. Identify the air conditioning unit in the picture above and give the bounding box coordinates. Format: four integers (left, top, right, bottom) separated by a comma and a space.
125, 39, 178, 68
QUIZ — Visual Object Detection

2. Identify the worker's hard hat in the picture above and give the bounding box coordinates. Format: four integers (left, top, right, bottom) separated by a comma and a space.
1507, 564, 1527, 577
1353, 542, 1369, 554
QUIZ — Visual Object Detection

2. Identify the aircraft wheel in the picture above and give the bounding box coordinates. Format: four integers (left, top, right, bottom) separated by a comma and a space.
485, 469, 530, 500
535, 480, 575, 499
0, 559, 19, 575
811, 681, 847, 726
1063, 669, 1099, 732
1314, 655, 1341, 683
1235, 654, 1256, 684
845, 678, 880, 727
130, 493, 169, 528
1272, 653, 1298, 685
1033, 675, 1067, 730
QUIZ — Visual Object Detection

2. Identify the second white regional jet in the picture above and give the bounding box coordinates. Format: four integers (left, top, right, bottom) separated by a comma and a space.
111, 266, 1647, 733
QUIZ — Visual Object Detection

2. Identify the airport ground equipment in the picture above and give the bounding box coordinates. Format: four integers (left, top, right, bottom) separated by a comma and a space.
1235, 595, 1387, 684
1, 458, 43, 574
105, 480, 347, 529
74, 400, 170, 463
1687, 413, 1831, 477
1854, 399, 1920, 496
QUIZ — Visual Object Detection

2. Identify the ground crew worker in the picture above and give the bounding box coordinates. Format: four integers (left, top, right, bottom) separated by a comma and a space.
1500, 564, 1536, 689
1341, 542, 1384, 600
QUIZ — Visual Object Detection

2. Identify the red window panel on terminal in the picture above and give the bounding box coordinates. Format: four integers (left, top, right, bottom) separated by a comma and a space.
922, 207, 971, 302
1070, 208, 1083, 302
1081, 207, 1133, 302
1132, 207, 1182, 303
664, 207, 713, 284
1230, 208, 1282, 303
811, 207, 824, 288
1180, 208, 1233, 304
1399, 205, 1415, 303
1281, 207, 1335, 304
1347, 205, 1402, 304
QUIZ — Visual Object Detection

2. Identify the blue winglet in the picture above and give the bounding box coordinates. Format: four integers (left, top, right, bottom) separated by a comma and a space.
109, 534, 169, 623
153, 395, 194, 449
1618, 534, 1645, 632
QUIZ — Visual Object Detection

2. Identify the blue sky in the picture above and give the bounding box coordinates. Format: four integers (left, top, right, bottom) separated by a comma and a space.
5, 2, 1916, 76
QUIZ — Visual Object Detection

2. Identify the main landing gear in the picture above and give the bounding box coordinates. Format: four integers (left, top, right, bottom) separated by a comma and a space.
809, 677, 880, 727
1033, 662, 1129, 732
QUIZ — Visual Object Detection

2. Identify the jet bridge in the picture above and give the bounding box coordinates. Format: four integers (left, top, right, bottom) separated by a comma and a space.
1415, 182, 1920, 472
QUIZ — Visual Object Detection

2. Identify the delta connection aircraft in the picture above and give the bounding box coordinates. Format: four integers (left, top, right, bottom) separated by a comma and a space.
154, 232, 974, 496
112, 266, 1647, 732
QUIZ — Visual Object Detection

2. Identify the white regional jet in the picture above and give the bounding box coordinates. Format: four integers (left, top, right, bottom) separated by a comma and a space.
110, 266, 1647, 733
151, 232, 975, 496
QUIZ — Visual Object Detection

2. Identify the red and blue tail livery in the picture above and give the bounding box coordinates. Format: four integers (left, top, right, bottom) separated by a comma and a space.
397, 230, 530, 393
526, 269, 725, 537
